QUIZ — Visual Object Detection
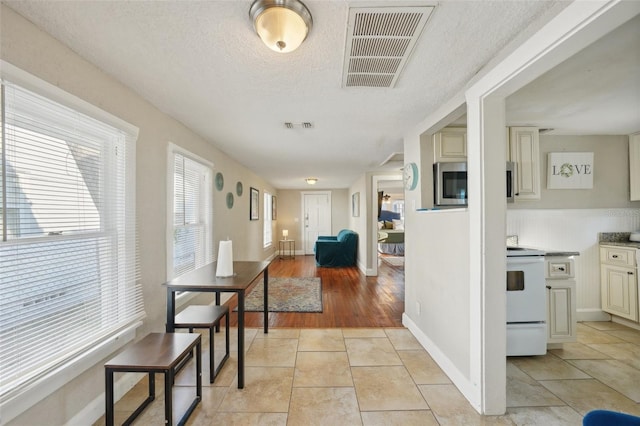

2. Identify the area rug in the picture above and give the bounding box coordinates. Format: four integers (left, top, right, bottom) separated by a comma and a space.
381, 256, 405, 267
240, 277, 323, 312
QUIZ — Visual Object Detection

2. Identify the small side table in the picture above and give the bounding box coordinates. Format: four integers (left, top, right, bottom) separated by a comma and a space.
279, 239, 295, 259
104, 333, 201, 426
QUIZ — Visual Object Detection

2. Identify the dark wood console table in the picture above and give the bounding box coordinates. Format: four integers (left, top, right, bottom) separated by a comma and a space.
163, 260, 270, 389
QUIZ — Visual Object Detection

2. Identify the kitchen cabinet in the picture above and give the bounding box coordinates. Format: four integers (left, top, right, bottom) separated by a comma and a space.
545, 256, 576, 343
434, 127, 466, 161
630, 133, 640, 201
509, 127, 540, 200
600, 245, 639, 322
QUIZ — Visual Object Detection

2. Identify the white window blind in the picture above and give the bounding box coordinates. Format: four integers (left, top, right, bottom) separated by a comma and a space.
170, 151, 212, 279
263, 192, 272, 247
0, 81, 144, 400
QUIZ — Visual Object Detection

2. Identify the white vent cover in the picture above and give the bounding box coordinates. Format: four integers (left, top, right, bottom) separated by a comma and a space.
342, 6, 434, 88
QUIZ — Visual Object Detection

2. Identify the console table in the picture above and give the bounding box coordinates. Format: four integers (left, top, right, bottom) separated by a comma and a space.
163, 260, 270, 389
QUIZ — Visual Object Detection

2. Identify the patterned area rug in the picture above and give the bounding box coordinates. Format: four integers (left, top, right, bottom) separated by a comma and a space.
381, 256, 404, 267
241, 277, 323, 312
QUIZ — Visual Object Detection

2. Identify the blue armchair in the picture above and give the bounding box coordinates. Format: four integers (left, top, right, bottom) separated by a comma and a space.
583, 410, 640, 425
314, 229, 358, 267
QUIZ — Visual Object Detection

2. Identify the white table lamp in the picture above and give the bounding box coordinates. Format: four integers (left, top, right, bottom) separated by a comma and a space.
283, 229, 288, 240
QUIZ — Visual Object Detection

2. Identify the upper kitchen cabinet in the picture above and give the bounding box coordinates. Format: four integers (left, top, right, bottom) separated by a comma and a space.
434, 127, 467, 162
630, 133, 640, 201
509, 127, 541, 200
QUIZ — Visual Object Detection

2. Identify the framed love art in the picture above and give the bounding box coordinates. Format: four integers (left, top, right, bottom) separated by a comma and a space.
547, 152, 594, 189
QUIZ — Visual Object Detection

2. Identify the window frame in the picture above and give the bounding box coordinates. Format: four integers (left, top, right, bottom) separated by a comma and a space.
166, 143, 214, 296
263, 191, 272, 248
0, 61, 142, 423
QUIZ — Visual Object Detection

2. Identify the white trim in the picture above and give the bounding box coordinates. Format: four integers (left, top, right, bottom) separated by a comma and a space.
463, 2, 640, 414
0, 60, 138, 138
371, 174, 402, 277
166, 142, 214, 281
0, 322, 140, 425
66, 372, 140, 426
577, 309, 611, 322
300, 191, 332, 255
402, 313, 477, 409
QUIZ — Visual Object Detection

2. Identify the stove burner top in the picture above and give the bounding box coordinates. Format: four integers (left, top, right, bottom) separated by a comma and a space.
507, 246, 545, 257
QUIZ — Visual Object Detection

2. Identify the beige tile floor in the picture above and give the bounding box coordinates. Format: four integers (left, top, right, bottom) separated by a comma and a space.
95, 322, 640, 425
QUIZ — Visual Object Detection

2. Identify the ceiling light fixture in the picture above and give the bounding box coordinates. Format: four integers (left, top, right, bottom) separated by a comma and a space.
250, 0, 313, 53
305, 177, 318, 185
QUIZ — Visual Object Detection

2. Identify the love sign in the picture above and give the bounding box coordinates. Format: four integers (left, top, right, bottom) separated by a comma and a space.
547, 152, 594, 189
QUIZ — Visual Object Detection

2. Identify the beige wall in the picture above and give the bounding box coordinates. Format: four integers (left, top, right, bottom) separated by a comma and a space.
275, 189, 350, 252
510, 134, 640, 210
1, 6, 275, 425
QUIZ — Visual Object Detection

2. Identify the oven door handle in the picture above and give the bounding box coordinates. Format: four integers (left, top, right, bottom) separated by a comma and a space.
507, 258, 544, 265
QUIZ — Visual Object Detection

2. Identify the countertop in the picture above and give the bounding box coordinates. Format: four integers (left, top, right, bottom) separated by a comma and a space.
507, 245, 580, 257
599, 241, 640, 249
544, 250, 581, 257
599, 232, 640, 249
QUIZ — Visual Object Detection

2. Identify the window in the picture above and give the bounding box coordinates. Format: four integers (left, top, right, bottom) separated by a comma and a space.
168, 147, 213, 279
0, 79, 144, 400
263, 192, 272, 247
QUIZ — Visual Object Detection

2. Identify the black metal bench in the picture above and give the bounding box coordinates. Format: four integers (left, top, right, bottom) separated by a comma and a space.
174, 304, 229, 383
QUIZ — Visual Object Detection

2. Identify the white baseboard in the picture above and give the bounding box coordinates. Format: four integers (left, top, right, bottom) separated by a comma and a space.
1, 322, 140, 425
611, 316, 640, 331
577, 308, 611, 322
402, 313, 480, 413
66, 372, 141, 426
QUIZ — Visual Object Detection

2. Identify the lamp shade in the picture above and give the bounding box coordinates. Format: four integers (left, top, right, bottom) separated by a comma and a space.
283, 229, 289, 239
250, 0, 312, 53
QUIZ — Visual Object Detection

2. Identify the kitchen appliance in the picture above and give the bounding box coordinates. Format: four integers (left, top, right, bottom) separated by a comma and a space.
433, 161, 516, 206
434, 162, 467, 206
506, 246, 547, 356
630, 231, 640, 242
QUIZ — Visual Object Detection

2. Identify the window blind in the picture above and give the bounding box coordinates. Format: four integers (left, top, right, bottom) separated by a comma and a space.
263, 192, 272, 247
0, 81, 145, 400
171, 152, 212, 279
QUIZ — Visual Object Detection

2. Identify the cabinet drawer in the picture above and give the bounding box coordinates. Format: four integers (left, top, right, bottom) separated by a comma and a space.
600, 246, 637, 267
546, 258, 574, 279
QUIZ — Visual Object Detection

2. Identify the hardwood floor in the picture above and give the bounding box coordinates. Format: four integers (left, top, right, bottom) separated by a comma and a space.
226, 254, 404, 328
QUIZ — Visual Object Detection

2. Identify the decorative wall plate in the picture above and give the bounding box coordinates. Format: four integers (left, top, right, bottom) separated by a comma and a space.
215, 172, 224, 191
226, 192, 234, 209
236, 181, 243, 196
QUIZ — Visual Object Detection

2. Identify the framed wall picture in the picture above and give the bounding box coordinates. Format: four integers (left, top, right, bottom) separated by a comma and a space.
547, 152, 594, 189
352, 192, 360, 217
272, 195, 277, 220
250, 187, 259, 220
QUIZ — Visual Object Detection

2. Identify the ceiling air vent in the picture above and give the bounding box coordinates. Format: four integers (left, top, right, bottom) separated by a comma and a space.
342, 6, 434, 88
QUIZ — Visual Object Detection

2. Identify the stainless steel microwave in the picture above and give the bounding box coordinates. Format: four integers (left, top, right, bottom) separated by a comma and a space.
434, 161, 516, 206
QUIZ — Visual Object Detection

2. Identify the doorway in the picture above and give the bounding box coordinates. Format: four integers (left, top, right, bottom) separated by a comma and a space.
370, 175, 402, 276
301, 191, 331, 254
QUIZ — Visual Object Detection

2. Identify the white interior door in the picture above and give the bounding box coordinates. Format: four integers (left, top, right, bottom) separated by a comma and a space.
302, 192, 331, 254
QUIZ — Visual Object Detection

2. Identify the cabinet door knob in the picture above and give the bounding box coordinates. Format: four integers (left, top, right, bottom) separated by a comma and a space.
558, 267, 565, 271
628, 271, 634, 275
546, 285, 552, 289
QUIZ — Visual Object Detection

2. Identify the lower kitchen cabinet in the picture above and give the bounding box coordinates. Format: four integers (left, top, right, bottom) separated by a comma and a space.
601, 263, 638, 321
546, 280, 576, 343
600, 245, 639, 322
545, 256, 577, 344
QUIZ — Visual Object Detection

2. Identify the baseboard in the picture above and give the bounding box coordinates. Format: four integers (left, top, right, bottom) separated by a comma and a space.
402, 313, 480, 413
611, 316, 640, 331
67, 372, 141, 426
577, 308, 611, 322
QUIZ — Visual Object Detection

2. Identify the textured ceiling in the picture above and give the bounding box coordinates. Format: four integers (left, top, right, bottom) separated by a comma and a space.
4, 0, 582, 189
